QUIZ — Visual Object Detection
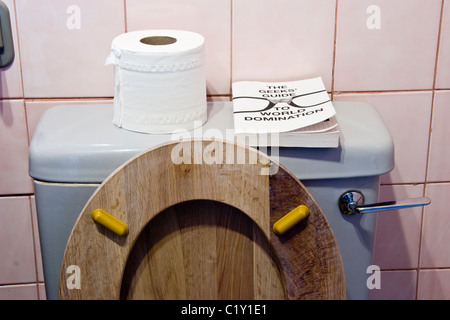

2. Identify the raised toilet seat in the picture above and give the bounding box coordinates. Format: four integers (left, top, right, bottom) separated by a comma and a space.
58, 139, 345, 300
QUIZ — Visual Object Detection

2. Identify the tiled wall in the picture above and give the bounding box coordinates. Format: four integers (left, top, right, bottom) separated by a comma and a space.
0, 0, 449, 300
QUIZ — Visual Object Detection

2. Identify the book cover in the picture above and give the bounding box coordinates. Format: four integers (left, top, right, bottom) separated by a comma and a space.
232, 77, 339, 147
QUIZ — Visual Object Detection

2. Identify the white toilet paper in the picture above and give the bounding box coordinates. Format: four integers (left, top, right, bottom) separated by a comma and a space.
106, 30, 207, 134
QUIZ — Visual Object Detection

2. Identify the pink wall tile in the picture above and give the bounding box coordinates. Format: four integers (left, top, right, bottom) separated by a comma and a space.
207, 96, 231, 102
335, 0, 441, 91
0, 197, 37, 285
436, 1, 450, 89
369, 270, 417, 300
232, 0, 336, 91
418, 269, 450, 300
421, 183, 450, 268
126, 0, 231, 96
38, 283, 46, 299
374, 184, 425, 269
0, 284, 39, 300
30, 196, 44, 283
333, 92, 432, 184
15, 0, 125, 98
0, 0, 23, 98
0, 99, 33, 194
427, 90, 450, 181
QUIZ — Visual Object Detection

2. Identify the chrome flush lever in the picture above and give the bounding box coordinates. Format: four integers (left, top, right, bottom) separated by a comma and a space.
339, 190, 431, 215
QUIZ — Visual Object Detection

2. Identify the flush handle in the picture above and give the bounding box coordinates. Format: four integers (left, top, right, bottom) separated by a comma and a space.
339, 190, 431, 215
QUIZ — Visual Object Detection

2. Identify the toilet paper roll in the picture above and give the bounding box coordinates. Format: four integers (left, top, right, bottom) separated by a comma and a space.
106, 30, 207, 134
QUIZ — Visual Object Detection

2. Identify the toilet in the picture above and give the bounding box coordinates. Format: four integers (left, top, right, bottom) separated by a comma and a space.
57, 140, 345, 300
30, 100, 395, 300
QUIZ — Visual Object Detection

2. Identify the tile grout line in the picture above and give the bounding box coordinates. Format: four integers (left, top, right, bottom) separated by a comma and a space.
424, 0, 445, 187
415, 0, 446, 300
229, 0, 233, 99
330, 0, 339, 100
123, 0, 128, 33
12, 0, 25, 99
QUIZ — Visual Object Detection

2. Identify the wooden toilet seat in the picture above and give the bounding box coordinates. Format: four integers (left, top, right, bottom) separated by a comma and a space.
58, 139, 345, 300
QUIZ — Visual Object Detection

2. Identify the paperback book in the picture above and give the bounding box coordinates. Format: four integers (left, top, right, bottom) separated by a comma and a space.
232, 77, 339, 147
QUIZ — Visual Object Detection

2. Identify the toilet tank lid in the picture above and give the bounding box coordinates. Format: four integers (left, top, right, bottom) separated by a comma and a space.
28, 101, 394, 183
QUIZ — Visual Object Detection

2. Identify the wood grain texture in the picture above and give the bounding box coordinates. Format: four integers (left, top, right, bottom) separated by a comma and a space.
58, 139, 345, 300
120, 200, 285, 299
269, 165, 346, 299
